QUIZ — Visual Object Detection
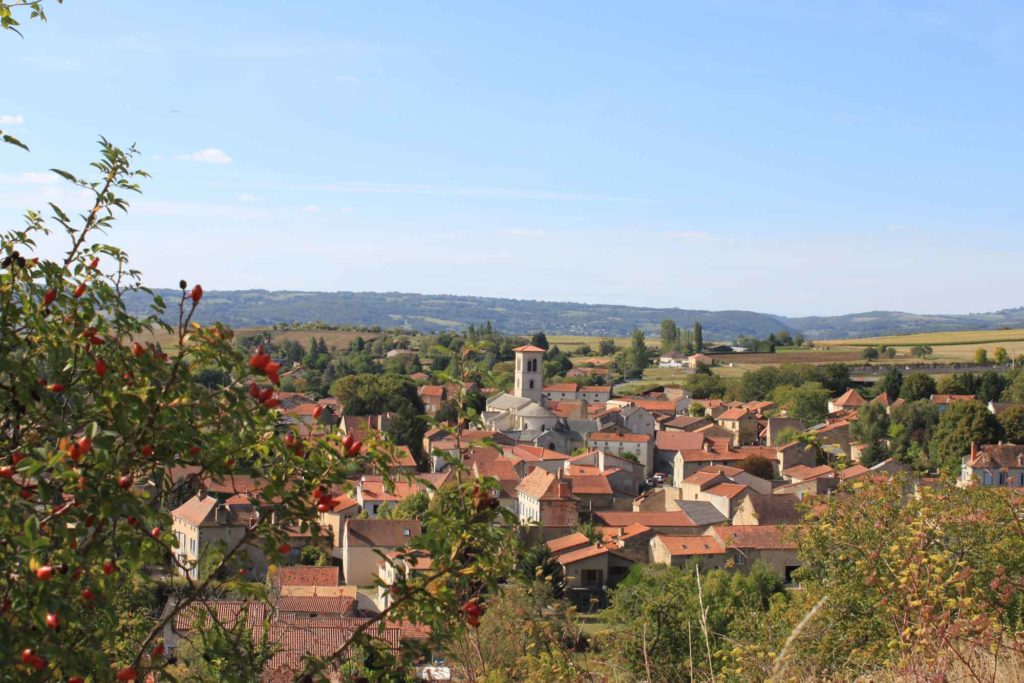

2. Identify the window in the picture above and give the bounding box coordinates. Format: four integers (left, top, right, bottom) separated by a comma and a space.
529, 380, 534, 389
734, 551, 746, 565
581, 569, 604, 586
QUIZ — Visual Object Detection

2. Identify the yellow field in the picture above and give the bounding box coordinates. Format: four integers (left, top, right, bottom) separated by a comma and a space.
823, 329, 1024, 347
821, 329, 1024, 363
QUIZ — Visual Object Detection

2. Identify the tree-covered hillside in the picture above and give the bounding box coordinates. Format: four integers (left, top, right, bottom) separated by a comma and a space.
125, 289, 1024, 340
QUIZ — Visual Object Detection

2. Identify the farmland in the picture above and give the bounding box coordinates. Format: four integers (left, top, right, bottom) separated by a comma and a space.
821, 328, 1024, 363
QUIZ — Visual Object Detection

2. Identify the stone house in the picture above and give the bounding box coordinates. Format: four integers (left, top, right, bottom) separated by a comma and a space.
515, 467, 579, 528
340, 519, 421, 586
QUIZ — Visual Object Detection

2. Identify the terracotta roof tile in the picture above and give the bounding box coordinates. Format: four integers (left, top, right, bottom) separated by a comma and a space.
656, 535, 725, 556
556, 544, 608, 565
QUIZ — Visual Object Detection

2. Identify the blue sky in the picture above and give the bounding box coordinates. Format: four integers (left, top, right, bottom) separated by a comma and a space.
2, 1, 1023, 316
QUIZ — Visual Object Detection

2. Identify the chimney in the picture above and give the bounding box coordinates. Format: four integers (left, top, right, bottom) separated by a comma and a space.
971, 442, 978, 460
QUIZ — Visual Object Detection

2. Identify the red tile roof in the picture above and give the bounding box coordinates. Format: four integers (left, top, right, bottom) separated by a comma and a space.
345, 519, 422, 547
570, 475, 613, 495
171, 494, 217, 526
276, 595, 356, 615
655, 431, 707, 452
273, 566, 339, 588
546, 532, 591, 555
930, 394, 977, 405
703, 482, 749, 500
718, 407, 752, 421
712, 524, 797, 550
593, 511, 700, 528
833, 388, 866, 408
544, 383, 579, 393
513, 344, 546, 353
516, 468, 574, 501
556, 544, 608, 565
656, 535, 725, 556
174, 600, 268, 635
782, 464, 835, 481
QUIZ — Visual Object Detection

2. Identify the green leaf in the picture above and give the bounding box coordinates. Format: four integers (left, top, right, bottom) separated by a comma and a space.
2, 133, 29, 151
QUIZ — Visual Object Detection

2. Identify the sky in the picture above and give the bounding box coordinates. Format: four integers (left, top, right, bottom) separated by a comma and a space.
1, 1, 1023, 317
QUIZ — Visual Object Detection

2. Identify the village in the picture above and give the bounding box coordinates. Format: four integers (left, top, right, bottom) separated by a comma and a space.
159, 331, 1024, 679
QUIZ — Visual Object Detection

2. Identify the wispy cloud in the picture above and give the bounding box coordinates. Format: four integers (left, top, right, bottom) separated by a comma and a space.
0, 171, 59, 185
175, 148, 233, 164
302, 181, 632, 202
662, 230, 711, 241
237, 194, 261, 202
338, 74, 360, 83
499, 228, 545, 236
23, 55, 81, 71
0, 114, 24, 125
301, 205, 321, 213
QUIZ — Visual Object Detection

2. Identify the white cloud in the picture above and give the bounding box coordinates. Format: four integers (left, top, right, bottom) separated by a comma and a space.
0, 172, 59, 185
499, 228, 545, 236
0, 114, 24, 125
237, 194, 261, 202
304, 181, 631, 202
338, 74, 360, 83
23, 55, 81, 71
301, 204, 321, 213
175, 148, 233, 164
662, 230, 711, 241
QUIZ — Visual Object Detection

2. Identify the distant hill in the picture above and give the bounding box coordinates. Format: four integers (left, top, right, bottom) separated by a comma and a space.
126, 289, 795, 339
124, 289, 1024, 341
782, 308, 1024, 340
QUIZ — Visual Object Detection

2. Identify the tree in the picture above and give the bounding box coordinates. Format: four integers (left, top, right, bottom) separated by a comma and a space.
529, 331, 549, 350
1003, 370, 1024, 403
619, 329, 649, 379
861, 347, 880, 361
379, 491, 430, 520
771, 382, 831, 425
937, 372, 979, 396
331, 373, 423, 415
597, 338, 618, 355
385, 401, 427, 459
600, 562, 784, 681
693, 321, 703, 351
901, 373, 937, 401
686, 373, 726, 399
0, 21, 521, 674
300, 544, 330, 566
793, 480, 1024, 678
974, 348, 989, 365
998, 405, 1024, 444
660, 319, 680, 353
929, 400, 1003, 475
739, 366, 782, 401
850, 401, 890, 466
977, 371, 1008, 403
818, 363, 852, 395
888, 400, 940, 467
910, 345, 933, 359
741, 454, 776, 480
874, 366, 903, 399
994, 347, 1010, 365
